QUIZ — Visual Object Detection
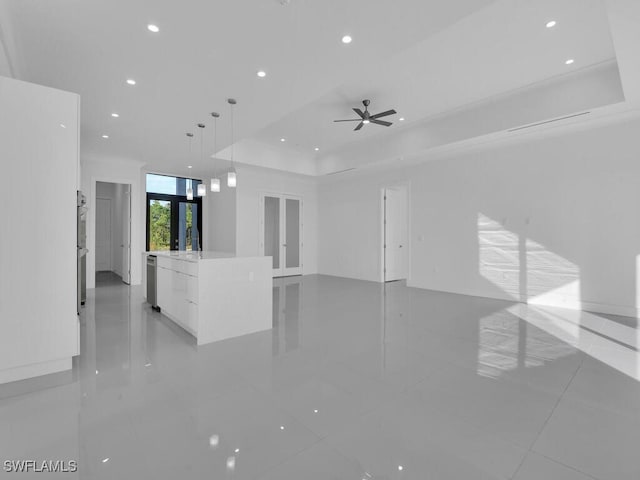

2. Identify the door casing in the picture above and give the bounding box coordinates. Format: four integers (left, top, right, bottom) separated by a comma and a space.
260, 193, 303, 277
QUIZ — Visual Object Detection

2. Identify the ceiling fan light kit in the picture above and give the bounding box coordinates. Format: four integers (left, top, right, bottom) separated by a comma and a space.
334, 99, 397, 131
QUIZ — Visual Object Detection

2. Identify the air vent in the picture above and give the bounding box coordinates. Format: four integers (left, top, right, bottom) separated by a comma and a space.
507, 111, 591, 133
325, 168, 356, 176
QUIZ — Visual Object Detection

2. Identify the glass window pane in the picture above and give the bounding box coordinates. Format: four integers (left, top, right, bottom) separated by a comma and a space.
179, 202, 199, 251
149, 199, 171, 250
146, 173, 202, 196
285, 198, 300, 268
146, 174, 177, 195
265, 196, 280, 269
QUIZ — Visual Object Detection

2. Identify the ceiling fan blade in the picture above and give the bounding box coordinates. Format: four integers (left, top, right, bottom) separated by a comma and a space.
354, 122, 364, 131
334, 119, 362, 122
353, 108, 365, 118
371, 119, 392, 127
370, 109, 397, 119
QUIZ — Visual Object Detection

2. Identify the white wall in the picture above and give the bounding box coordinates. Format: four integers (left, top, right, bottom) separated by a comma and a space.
0, 75, 79, 383
319, 116, 640, 317
236, 165, 318, 274
82, 156, 145, 289
205, 179, 236, 253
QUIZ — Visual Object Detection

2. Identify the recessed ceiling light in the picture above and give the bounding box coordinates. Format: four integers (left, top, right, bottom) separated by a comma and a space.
341, 35, 352, 44
234, 448, 240, 453
111, 113, 119, 118
257, 70, 266, 78
101, 135, 109, 139
314, 147, 319, 151
546, 20, 557, 28
147, 24, 160, 33
398, 465, 404, 471
399, 117, 405, 121
60, 124, 66, 129
126, 79, 136, 85
565, 58, 574, 65
280, 425, 285, 430
188, 165, 192, 169
280, 138, 286, 142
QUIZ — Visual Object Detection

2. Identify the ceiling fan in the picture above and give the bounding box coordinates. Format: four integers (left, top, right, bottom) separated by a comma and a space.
334, 99, 397, 131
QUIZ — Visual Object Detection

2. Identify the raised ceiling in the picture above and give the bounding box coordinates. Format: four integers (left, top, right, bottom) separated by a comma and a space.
1, 0, 625, 176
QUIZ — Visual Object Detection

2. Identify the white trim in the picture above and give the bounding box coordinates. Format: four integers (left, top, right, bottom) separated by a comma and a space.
259, 192, 303, 277
405, 281, 639, 319
0, 358, 71, 385
379, 182, 412, 283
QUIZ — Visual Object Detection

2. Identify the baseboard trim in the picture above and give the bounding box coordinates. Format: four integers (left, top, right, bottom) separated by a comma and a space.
0, 357, 72, 385
406, 282, 638, 319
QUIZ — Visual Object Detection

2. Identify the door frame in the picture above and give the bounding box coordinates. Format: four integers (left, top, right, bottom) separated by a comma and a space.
380, 183, 411, 283
122, 185, 131, 284
146, 192, 203, 251
95, 196, 112, 272
259, 192, 303, 277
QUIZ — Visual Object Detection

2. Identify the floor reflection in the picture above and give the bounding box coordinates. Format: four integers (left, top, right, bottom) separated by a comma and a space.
0, 274, 638, 479
272, 277, 301, 356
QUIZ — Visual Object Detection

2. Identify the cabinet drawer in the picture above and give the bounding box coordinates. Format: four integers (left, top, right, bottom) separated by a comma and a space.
186, 276, 199, 304
171, 259, 198, 277
186, 301, 198, 334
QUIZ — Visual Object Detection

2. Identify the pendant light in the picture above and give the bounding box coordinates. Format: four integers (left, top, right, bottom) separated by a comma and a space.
227, 98, 237, 188
186, 133, 194, 200
196, 123, 206, 196
210, 112, 221, 192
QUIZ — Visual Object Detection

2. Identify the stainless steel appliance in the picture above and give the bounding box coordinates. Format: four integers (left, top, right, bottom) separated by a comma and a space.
146, 255, 160, 311
77, 191, 88, 314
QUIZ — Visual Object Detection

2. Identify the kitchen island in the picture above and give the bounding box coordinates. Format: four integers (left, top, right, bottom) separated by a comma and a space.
145, 251, 272, 346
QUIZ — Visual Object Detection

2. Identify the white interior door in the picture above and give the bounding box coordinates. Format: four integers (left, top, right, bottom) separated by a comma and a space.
95, 197, 112, 272
122, 185, 131, 284
262, 194, 303, 277
384, 188, 407, 281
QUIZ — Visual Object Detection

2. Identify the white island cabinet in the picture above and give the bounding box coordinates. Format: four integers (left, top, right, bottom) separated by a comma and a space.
150, 251, 271, 345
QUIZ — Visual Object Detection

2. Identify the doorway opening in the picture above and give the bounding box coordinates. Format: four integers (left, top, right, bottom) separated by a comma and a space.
95, 181, 132, 286
260, 194, 303, 277
381, 185, 408, 282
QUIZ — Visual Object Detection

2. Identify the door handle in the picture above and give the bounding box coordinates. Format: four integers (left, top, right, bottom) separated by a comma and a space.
399, 245, 403, 248
282, 244, 287, 247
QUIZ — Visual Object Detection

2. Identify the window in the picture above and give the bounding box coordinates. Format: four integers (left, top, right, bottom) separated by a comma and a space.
146, 174, 203, 251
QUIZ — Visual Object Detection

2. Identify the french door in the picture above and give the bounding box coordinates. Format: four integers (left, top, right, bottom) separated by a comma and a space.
261, 194, 302, 277
146, 193, 202, 251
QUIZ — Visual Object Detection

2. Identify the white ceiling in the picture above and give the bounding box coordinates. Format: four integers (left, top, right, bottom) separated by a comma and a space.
1, 0, 621, 176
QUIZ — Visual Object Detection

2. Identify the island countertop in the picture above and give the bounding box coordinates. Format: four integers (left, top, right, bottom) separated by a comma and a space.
146, 250, 256, 263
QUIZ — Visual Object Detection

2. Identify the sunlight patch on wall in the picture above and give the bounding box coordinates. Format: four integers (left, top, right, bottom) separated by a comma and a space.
526, 239, 581, 309
478, 213, 581, 309
478, 214, 520, 299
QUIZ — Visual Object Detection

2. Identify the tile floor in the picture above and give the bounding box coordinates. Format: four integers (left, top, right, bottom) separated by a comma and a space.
1, 274, 639, 479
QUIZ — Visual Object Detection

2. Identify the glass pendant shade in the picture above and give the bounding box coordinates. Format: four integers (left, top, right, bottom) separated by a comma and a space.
186, 187, 194, 200
210, 177, 221, 192
227, 168, 237, 188
197, 183, 206, 196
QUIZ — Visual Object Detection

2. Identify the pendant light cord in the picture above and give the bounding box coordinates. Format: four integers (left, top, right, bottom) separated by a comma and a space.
228, 98, 237, 168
